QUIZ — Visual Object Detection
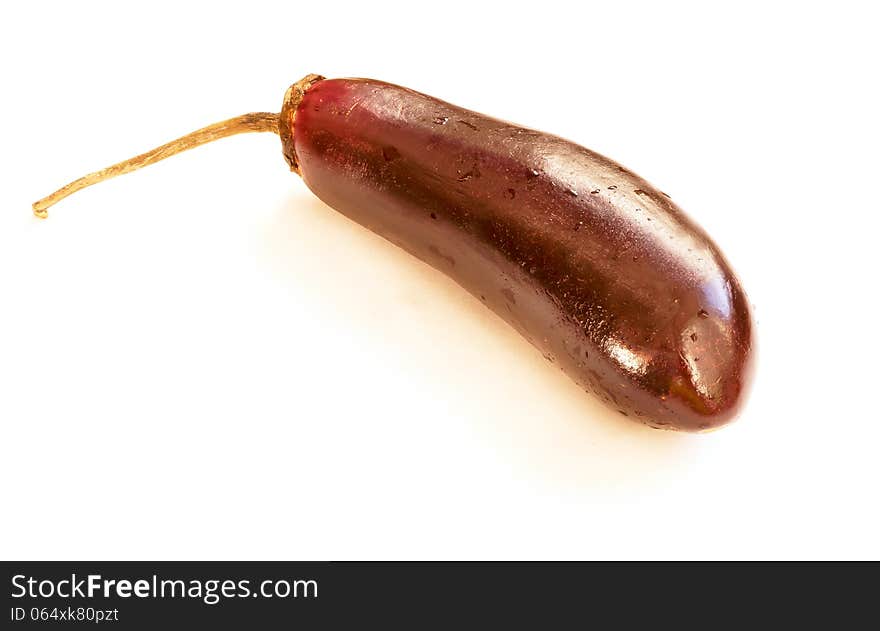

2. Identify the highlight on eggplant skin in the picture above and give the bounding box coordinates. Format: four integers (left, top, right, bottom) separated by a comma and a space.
282, 77, 755, 432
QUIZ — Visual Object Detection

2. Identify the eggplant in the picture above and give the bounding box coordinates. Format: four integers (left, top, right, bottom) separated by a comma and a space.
34, 74, 755, 432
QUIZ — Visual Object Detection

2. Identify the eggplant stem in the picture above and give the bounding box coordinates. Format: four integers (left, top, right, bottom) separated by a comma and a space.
32, 112, 279, 218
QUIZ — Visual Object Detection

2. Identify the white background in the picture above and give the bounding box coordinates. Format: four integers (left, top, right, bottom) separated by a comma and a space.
2, 1, 878, 560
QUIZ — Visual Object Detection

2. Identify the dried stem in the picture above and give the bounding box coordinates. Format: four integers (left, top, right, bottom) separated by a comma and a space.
32, 112, 280, 218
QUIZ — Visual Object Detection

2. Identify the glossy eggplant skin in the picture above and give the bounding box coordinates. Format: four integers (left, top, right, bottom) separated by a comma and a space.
282, 78, 754, 431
